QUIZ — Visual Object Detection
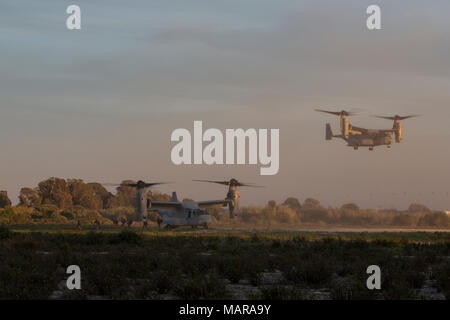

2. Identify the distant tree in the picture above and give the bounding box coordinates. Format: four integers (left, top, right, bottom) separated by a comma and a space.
275, 205, 299, 224
87, 183, 114, 208
115, 180, 137, 207
67, 179, 102, 209
19, 187, 41, 207
341, 203, 360, 211
40, 204, 59, 218
182, 198, 194, 202
0, 191, 11, 208
303, 198, 321, 210
418, 212, 449, 227
267, 200, 277, 208
283, 197, 302, 210
408, 203, 431, 213
392, 213, 418, 227
38, 177, 73, 209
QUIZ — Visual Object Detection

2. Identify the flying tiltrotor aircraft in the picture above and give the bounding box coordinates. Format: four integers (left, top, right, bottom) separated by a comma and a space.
315, 109, 419, 150
105, 179, 261, 229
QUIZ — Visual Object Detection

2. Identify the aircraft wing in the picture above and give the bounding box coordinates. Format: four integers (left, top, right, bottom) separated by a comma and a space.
349, 125, 366, 134
350, 125, 395, 136
197, 200, 231, 208
149, 201, 183, 210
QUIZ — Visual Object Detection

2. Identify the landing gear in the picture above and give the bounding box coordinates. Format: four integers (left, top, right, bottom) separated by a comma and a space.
353, 145, 358, 150
369, 147, 374, 151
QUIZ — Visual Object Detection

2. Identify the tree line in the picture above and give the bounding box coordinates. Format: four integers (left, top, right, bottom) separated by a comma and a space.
0, 177, 165, 210
0, 177, 449, 228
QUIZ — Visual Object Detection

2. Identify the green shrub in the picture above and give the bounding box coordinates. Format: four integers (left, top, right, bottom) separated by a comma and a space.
60, 211, 75, 220
84, 231, 105, 245
330, 275, 378, 300
152, 270, 175, 294
258, 286, 304, 300
109, 230, 142, 245
175, 274, 228, 299
434, 263, 450, 299
0, 225, 12, 240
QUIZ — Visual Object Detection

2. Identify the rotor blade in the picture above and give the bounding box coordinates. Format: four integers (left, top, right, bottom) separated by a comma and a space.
315, 109, 342, 116
193, 179, 230, 186
194, 179, 264, 188
373, 114, 420, 121
142, 182, 167, 188
103, 182, 168, 188
397, 115, 420, 120
373, 116, 395, 120
235, 183, 265, 188
315, 109, 357, 116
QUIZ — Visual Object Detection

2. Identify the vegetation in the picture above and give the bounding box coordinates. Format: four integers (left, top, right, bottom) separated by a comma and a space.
211, 200, 450, 229
0, 177, 448, 229
0, 226, 448, 300
0, 191, 11, 209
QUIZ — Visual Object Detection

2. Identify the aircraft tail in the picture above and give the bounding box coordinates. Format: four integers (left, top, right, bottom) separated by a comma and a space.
171, 192, 178, 202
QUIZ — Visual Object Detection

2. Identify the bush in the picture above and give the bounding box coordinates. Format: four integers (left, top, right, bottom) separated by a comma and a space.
175, 274, 228, 299
285, 258, 333, 286
0, 225, 12, 240
434, 263, 450, 299
330, 275, 378, 300
152, 270, 175, 294
258, 286, 304, 300
60, 211, 75, 220
109, 230, 142, 245
418, 212, 450, 228
85, 231, 105, 245
0, 208, 33, 224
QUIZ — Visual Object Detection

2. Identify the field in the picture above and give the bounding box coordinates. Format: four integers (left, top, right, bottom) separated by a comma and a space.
0, 224, 449, 300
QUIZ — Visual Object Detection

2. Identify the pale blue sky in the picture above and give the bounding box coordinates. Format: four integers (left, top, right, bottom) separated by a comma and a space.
1, 1, 450, 209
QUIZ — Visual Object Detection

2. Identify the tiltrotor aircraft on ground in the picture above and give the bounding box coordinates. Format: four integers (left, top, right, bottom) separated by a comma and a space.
315, 109, 419, 150
105, 179, 261, 229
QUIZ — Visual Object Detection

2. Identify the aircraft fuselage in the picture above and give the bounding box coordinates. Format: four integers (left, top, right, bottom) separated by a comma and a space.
346, 133, 393, 149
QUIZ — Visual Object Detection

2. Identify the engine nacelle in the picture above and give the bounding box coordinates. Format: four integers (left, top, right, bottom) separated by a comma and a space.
136, 188, 148, 221
340, 116, 349, 139
226, 187, 240, 218
393, 120, 403, 143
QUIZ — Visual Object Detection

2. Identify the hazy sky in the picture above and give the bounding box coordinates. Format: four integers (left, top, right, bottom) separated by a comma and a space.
1, 0, 450, 210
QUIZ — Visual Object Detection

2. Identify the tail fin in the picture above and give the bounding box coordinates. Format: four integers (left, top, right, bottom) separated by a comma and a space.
326, 123, 333, 140
171, 192, 178, 202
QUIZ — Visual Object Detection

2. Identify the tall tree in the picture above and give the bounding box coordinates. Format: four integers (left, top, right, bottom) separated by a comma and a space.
38, 177, 72, 209
0, 191, 11, 208
115, 180, 137, 207
19, 187, 41, 207
408, 203, 431, 213
88, 183, 114, 208
303, 198, 321, 210
68, 179, 102, 209
283, 197, 302, 210
341, 203, 360, 211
